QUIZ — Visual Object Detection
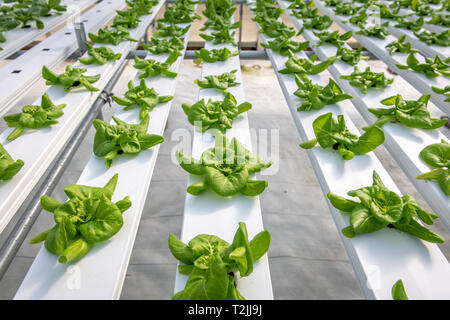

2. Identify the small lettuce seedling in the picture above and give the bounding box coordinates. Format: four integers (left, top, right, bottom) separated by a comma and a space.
432, 85, 450, 102
125, 0, 156, 17
279, 52, 336, 75
346, 13, 367, 25
334, 3, 358, 16
194, 69, 239, 91
112, 9, 141, 29
0, 143, 23, 181
157, 3, 200, 24
427, 13, 450, 27
182, 92, 251, 133
29, 174, 132, 263
356, 22, 390, 39
340, 66, 393, 93
385, 35, 419, 55
392, 280, 409, 300
133, 50, 179, 78
112, 79, 173, 120
396, 53, 450, 78
300, 112, 384, 160
42, 65, 100, 92
336, 46, 368, 66
153, 22, 190, 38
413, 29, 450, 46
365, 94, 447, 130
303, 15, 333, 30
88, 26, 137, 45
201, 15, 241, 31
4, 93, 66, 141
327, 170, 444, 243
193, 48, 240, 64
395, 16, 424, 31
200, 27, 237, 46
261, 35, 309, 56
169, 222, 271, 300
78, 43, 122, 65
142, 36, 185, 55
93, 115, 164, 168
176, 133, 271, 197
313, 30, 353, 48
293, 75, 352, 111
258, 19, 296, 38
416, 140, 450, 196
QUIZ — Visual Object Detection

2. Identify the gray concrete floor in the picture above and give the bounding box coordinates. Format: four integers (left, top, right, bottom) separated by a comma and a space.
0, 57, 448, 300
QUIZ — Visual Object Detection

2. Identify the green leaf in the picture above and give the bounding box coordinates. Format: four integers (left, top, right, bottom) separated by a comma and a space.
392, 280, 409, 300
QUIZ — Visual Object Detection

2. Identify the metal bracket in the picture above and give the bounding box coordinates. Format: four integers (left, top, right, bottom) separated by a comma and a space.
74, 22, 87, 57
100, 90, 114, 108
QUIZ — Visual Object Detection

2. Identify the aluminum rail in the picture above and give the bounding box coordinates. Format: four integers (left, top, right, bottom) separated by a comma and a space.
0, 0, 166, 235
0, 0, 127, 116
250, 1, 450, 299
278, 0, 450, 231
173, 14, 274, 300
0, 0, 97, 60
314, 0, 450, 116
15, 13, 195, 299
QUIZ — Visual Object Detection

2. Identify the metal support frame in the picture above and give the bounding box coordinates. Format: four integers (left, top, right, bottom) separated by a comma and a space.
0, 59, 129, 281
74, 22, 87, 57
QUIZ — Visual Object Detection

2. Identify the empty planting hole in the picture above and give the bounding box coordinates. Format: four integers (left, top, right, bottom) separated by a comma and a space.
12, 70, 21, 74
42, 48, 50, 51
65, 32, 71, 35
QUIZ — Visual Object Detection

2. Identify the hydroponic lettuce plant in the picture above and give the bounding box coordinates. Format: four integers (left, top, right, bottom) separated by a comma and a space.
413, 30, 450, 46
392, 280, 409, 300
0, 143, 23, 181
356, 22, 390, 39
340, 66, 393, 93
380, 4, 400, 20
176, 133, 271, 197
169, 222, 271, 300
432, 85, 450, 101
4, 93, 66, 141
142, 36, 185, 55
288, 0, 315, 10
125, 0, 156, 16
385, 35, 419, 55
153, 23, 190, 38
416, 140, 450, 196
336, 46, 368, 66
279, 52, 336, 75
303, 15, 333, 30
158, 2, 200, 24
258, 19, 296, 38
88, 26, 137, 45
78, 43, 122, 65
193, 48, 240, 64
365, 94, 447, 130
181, 92, 251, 133
93, 115, 164, 168
291, 7, 319, 19
327, 170, 445, 243
7, 7, 44, 29
300, 112, 384, 160
194, 69, 239, 91
396, 53, 450, 78
395, 16, 424, 31
346, 13, 367, 25
427, 13, 450, 27
261, 35, 309, 56
133, 50, 179, 78
112, 9, 141, 29
313, 30, 353, 48
200, 27, 237, 46
42, 65, 100, 92
293, 75, 353, 111
112, 79, 173, 120
29, 174, 132, 263
334, 3, 358, 16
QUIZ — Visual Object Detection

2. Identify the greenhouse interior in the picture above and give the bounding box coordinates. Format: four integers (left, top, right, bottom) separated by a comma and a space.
0, 0, 448, 302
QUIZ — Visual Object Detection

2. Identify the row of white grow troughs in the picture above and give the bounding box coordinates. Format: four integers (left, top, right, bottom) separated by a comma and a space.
313, 0, 450, 116
14, 0, 196, 300
249, 0, 450, 300
173, 17, 274, 299
0, 0, 128, 116
0, 0, 166, 239
277, 0, 450, 233
0, 0, 97, 60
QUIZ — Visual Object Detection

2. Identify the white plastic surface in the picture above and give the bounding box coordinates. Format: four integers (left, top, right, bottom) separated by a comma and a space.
279, 0, 450, 231
173, 23, 273, 300
0, 0, 96, 60
314, 0, 450, 116
0, 1, 166, 235
251, 5, 450, 299
0, 0, 127, 116
15, 12, 191, 301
